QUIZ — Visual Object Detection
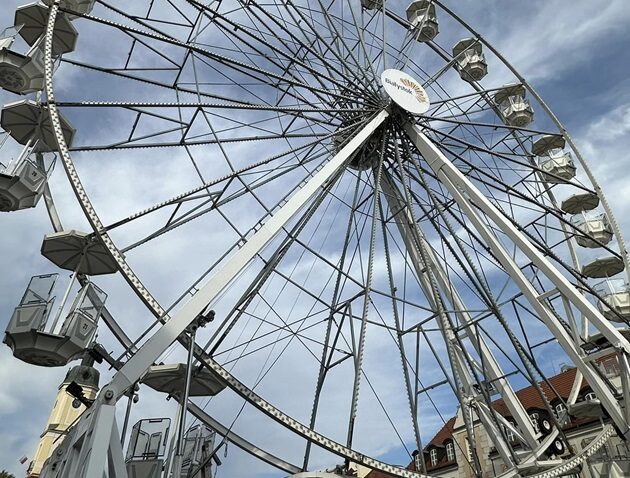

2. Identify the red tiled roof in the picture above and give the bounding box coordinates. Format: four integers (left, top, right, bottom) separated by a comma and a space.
366, 356, 617, 478
492, 366, 587, 417
365, 418, 457, 477
425, 452, 458, 472
427, 416, 456, 447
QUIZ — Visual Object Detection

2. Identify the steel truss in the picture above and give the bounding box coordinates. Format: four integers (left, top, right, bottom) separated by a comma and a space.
23, 1, 630, 477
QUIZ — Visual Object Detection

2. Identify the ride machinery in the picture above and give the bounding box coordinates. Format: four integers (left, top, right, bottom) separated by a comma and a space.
1, 1, 629, 477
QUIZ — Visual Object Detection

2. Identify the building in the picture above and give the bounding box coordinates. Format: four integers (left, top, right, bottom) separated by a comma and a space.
26, 356, 100, 477
361, 356, 628, 478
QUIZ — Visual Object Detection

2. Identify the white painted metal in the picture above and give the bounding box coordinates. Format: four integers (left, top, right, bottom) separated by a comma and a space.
106, 109, 389, 399
403, 120, 630, 438
39, 104, 438, 478
39, 400, 124, 478
39, 3, 448, 474
382, 173, 539, 459
30, 0, 629, 475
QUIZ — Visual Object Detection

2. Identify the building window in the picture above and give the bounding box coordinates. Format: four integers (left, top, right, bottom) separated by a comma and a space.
446, 441, 455, 462
430, 448, 438, 466
529, 413, 539, 434
414, 453, 421, 471
554, 402, 567, 420
501, 423, 515, 442
584, 391, 596, 401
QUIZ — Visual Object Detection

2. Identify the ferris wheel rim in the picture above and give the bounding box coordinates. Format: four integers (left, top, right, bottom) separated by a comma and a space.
34, 1, 630, 476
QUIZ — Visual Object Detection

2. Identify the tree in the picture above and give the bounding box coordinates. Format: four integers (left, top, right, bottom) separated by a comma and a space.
0, 470, 15, 478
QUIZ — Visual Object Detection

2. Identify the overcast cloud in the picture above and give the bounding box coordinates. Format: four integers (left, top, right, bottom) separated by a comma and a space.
0, 1, 629, 477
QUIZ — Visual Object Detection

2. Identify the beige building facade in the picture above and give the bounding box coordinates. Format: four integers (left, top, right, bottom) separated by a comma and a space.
26, 357, 100, 477
364, 358, 628, 478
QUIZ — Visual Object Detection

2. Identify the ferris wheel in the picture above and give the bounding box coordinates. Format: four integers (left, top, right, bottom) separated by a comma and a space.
1, 1, 629, 477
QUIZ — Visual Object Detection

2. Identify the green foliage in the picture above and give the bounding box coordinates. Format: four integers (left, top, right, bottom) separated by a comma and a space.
0, 470, 15, 478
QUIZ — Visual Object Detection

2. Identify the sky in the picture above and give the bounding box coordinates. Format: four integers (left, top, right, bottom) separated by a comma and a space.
1, 1, 630, 477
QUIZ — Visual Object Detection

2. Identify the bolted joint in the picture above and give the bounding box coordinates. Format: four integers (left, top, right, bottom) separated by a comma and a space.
196, 308, 216, 328
103, 389, 114, 401
185, 309, 215, 335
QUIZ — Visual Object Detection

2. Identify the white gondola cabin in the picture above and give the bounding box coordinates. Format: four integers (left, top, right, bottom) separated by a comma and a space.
181, 425, 217, 477
570, 212, 613, 249
494, 84, 534, 127
3, 274, 106, 366
532, 135, 576, 183
361, 0, 383, 10
125, 418, 171, 478
594, 278, 630, 322
452, 38, 487, 82
406, 1, 439, 42
0, 144, 48, 211
0, 26, 45, 95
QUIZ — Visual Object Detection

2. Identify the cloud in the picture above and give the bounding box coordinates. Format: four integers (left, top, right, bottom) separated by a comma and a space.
1, 1, 629, 478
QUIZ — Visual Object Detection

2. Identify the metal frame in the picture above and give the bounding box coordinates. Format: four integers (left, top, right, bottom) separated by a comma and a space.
24, 1, 629, 477
403, 121, 630, 438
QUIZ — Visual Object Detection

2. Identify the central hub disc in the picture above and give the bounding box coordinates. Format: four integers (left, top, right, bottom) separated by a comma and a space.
332, 70, 429, 171
380, 69, 430, 115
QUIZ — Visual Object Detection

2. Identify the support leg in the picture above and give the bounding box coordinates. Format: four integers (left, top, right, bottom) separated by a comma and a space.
403, 121, 630, 438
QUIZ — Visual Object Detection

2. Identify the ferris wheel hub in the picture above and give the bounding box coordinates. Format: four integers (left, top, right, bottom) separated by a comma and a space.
332, 117, 388, 171
380, 69, 430, 115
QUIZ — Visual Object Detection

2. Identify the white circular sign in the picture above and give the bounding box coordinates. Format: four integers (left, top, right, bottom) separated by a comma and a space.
380, 69, 430, 115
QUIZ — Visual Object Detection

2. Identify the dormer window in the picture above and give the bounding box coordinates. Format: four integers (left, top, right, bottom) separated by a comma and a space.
501, 422, 515, 442
554, 402, 568, 420
446, 441, 455, 462
430, 448, 438, 466
529, 412, 540, 434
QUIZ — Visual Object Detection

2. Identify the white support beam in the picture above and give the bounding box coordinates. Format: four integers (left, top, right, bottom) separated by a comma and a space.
42, 111, 390, 478
403, 121, 630, 438
382, 173, 539, 451
104, 109, 389, 400
380, 173, 516, 465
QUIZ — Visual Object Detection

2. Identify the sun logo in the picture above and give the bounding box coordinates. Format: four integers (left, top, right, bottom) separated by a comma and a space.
400, 78, 427, 104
